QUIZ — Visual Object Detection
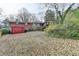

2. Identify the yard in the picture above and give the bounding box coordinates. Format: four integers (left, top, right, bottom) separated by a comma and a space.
0, 31, 79, 56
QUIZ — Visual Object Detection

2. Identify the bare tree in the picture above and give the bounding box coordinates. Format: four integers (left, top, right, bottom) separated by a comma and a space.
44, 9, 55, 23
30, 14, 37, 22
58, 3, 75, 24
40, 3, 75, 24
17, 8, 30, 23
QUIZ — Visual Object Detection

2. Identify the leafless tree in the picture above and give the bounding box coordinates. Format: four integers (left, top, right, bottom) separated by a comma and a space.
17, 8, 30, 23
39, 3, 75, 24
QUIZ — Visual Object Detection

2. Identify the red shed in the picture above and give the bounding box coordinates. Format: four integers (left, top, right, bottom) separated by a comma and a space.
9, 22, 25, 34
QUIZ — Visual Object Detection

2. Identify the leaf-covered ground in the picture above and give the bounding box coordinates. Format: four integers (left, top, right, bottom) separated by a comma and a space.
0, 31, 79, 56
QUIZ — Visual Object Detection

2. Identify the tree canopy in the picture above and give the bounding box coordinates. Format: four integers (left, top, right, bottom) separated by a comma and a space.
44, 9, 55, 23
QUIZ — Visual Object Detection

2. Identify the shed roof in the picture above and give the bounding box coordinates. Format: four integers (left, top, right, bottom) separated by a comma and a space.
9, 21, 25, 24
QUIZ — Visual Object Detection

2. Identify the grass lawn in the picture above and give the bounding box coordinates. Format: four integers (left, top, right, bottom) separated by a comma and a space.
0, 31, 79, 56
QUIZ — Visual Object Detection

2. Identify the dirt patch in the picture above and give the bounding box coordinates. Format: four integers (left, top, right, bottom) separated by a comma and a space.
0, 31, 79, 56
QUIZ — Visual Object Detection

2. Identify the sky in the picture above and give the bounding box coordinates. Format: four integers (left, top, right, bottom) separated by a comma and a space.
0, 2, 78, 15
0, 0, 78, 15
0, 3, 40, 15
0, 1, 78, 23
0, 3, 46, 22
0, 2, 42, 22
0, 0, 78, 24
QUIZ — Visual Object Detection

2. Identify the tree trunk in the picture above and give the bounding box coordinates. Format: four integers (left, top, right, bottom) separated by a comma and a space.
58, 3, 75, 24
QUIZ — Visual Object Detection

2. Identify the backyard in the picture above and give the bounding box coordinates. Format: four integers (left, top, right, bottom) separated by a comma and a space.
0, 31, 79, 56
0, 3, 79, 56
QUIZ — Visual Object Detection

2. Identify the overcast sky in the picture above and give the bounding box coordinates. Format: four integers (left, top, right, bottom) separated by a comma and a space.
0, 3, 40, 15
0, 2, 78, 23
0, 0, 78, 15
0, 3, 78, 15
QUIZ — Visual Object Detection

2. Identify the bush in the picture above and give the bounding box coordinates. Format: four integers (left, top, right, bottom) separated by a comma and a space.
44, 22, 79, 40
1, 28, 10, 35
44, 9, 79, 40
66, 30, 79, 39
